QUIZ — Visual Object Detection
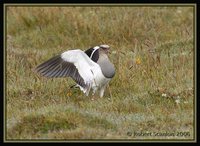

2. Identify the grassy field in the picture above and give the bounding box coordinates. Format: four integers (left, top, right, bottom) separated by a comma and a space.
5, 5, 195, 141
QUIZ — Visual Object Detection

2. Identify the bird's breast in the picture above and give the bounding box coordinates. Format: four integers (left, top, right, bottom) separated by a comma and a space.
97, 59, 115, 78
91, 65, 111, 88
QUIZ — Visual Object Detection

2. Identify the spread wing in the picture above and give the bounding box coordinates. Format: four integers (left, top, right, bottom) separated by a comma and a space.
34, 49, 101, 92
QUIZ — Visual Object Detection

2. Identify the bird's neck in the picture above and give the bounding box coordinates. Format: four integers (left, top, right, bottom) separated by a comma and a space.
98, 52, 109, 61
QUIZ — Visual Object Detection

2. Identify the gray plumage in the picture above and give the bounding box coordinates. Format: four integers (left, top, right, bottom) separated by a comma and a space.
97, 51, 115, 78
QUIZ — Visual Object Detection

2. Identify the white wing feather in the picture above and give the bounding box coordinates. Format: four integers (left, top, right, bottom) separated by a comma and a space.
61, 49, 102, 95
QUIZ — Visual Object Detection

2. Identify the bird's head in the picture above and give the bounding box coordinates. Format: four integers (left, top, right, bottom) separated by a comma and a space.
99, 44, 110, 54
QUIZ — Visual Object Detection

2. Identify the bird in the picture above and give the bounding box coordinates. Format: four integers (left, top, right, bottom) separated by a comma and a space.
34, 44, 115, 98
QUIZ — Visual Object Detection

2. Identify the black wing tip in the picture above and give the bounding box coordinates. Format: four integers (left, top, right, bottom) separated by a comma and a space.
33, 55, 63, 77
33, 67, 50, 78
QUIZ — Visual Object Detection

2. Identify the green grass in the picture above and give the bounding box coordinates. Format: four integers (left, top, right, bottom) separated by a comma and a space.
6, 6, 195, 141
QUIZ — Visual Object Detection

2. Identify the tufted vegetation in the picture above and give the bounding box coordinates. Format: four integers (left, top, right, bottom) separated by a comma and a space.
6, 5, 195, 141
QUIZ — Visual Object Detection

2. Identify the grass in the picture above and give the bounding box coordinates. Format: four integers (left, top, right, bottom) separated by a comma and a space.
5, 5, 195, 141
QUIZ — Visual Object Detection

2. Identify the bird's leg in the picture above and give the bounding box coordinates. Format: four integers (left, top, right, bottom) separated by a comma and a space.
107, 84, 112, 100
99, 86, 106, 98
91, 87, 98, 101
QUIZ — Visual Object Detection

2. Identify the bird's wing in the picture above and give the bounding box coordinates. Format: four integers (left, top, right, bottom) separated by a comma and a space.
35, 49, 101, 89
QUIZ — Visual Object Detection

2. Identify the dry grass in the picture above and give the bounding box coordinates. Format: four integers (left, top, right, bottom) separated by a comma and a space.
5, 5, 195, 141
